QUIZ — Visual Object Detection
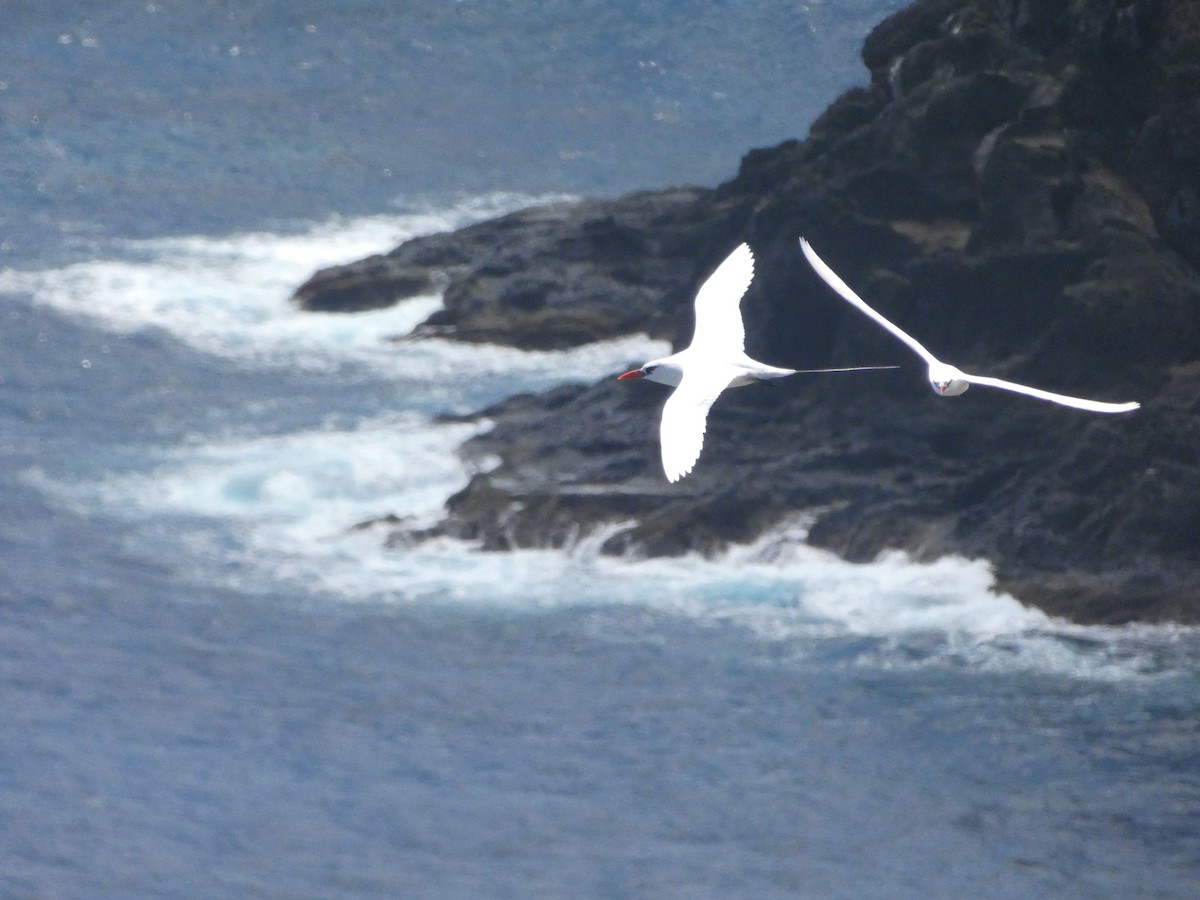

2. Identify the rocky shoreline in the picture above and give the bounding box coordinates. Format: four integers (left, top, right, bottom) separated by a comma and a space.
295, 0, 1200, 624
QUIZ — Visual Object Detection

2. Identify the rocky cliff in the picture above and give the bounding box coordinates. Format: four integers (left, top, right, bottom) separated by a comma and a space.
295, 0, 1200, 624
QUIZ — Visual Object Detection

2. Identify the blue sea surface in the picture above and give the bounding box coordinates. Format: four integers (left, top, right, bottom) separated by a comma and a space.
2, 3, 1199, 898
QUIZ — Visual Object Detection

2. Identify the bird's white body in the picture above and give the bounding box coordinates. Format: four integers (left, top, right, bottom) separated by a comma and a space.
799, 237, 1140, 414
634, 350, 797, 391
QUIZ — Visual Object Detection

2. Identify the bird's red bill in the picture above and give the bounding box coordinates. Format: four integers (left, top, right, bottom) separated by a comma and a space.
617, 369, 644, 380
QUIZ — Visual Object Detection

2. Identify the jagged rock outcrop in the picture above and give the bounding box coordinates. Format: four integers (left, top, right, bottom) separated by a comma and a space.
295, 0, 1200, 624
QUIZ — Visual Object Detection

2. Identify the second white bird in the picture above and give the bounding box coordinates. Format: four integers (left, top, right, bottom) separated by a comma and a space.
799, 237, 1140, 415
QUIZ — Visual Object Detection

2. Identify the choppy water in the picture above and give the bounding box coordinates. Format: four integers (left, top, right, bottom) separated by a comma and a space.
2, 3, 1198, 898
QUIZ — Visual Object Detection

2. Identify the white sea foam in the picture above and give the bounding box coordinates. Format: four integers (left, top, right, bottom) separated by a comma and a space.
29, 414, 1188, 682
2, 211, 437, 369
93, 413, 488, 525
0, 193, 669, 384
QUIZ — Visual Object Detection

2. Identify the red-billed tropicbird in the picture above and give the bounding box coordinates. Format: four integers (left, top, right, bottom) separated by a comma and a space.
799, 237, 1140, 415
618, 243, 895, 483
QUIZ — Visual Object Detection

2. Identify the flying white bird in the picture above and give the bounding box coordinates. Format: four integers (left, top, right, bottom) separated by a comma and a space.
619, 243, 896, 482
799, 237, 1140, 415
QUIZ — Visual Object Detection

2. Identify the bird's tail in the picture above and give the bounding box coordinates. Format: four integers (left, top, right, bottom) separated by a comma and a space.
790, 365, 899, 374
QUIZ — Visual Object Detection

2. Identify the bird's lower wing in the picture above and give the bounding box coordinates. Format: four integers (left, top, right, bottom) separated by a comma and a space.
799, 238, 938, 367
962, 373, 1140, 413
659, 371, 731, 482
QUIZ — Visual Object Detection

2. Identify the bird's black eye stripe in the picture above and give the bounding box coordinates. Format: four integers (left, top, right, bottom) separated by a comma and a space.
645, 365, 657, 374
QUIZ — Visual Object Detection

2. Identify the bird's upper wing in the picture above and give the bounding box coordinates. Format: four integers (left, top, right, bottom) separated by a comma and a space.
959, 372, 1140, 413
659, 368, 732, 482
799, 238, 939, 367
690, 243, 754, 354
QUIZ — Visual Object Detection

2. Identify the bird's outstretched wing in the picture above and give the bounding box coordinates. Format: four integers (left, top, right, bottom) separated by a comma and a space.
799, 238, 939, 367
690, 243, 754, 355
960, 372, 1140, 413
801, 238, 1140, 414
659, 368, 732, 482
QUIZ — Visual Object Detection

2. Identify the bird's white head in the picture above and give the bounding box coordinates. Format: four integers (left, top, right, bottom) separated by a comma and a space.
928, 362, 969, 397
617, 356, 684, 387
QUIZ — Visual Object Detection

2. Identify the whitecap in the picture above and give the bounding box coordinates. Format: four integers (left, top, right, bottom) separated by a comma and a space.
29, 418, 1196, 683
0, 192, 660, 381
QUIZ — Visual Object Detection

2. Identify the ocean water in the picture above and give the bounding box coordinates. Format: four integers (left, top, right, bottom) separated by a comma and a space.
2, 3, 1199, 898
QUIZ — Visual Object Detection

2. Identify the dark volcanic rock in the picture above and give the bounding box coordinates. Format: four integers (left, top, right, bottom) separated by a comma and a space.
295, 187, 748, 350
300, 0, 1200, 624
